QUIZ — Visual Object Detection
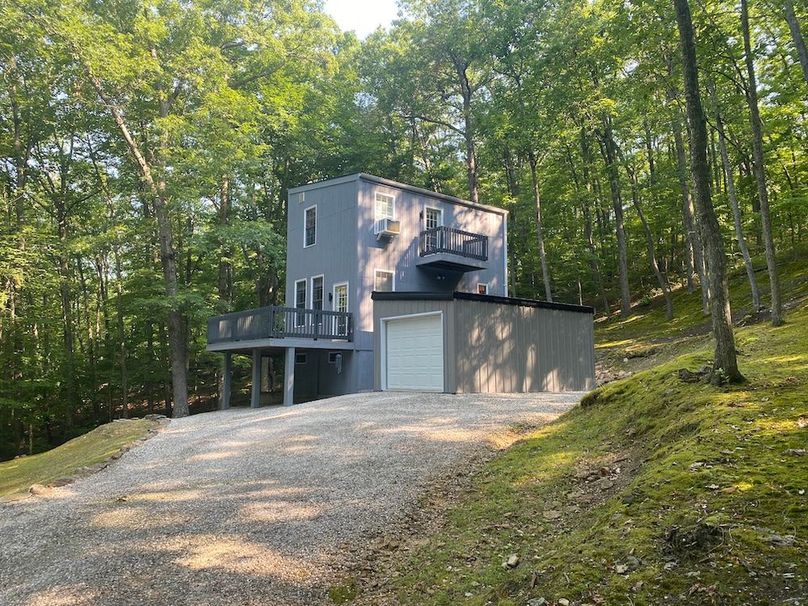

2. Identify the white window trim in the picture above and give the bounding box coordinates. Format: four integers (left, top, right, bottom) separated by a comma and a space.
374, 268, 396, 292
303, 204, 317, 248
423, 205, 443, 229
379, 311, 445, 392
374, 192, 396, 223
295, 353, 308, 365
477, 282, 489, 295
294, 278, 307, 327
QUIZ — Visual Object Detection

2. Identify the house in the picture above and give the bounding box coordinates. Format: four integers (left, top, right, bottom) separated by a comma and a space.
206, 173, 595, 407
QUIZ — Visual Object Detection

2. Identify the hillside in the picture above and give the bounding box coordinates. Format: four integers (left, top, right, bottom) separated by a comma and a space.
0, 418, 161, 501
340, 258, 808, 605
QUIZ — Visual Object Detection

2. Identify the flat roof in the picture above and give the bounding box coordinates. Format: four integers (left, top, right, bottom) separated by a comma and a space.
288, 173, 508, 216
371, 291, 595, 314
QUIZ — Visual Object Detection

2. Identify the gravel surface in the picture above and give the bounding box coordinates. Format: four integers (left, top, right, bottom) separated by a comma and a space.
0, 391, 579, 606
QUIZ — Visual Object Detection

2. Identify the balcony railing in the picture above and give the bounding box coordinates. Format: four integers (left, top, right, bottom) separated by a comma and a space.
419, 226, 488, 261
208, 306, 353, 345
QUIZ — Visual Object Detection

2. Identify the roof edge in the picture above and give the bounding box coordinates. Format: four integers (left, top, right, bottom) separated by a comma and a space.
288, 173, 508, 216
371, 291, 595, 314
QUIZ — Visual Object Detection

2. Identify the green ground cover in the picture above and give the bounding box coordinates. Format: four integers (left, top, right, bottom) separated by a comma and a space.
0, 418, 159, 500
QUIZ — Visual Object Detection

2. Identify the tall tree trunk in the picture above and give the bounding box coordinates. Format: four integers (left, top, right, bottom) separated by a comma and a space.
112, 247, 129, 418
711, 86, 762, 311
626, 165, 673, 320
674, 0, 743, 383
783, 0, 808, 85
741, 0, 784, 326
57, 211, 78, 424
527, 150, 553, 302
453, 59, 479, 205
672, 103, 710, 312
502, 148, 520, 296
217, 177, 233, 309
579, 130, 610, 314
86, 73, 189, 417
599, 118, 631, 317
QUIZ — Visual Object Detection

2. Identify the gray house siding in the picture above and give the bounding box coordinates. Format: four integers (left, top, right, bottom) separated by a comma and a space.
355, 179, 506, 348
372, 294, 595, 394
286, 174, 508, 400
285, 179, 359, 312
452, 298, 595, 393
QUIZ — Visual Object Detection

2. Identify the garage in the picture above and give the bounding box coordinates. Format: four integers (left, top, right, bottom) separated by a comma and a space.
383, 313, 444, 391
373, 291, 596, 394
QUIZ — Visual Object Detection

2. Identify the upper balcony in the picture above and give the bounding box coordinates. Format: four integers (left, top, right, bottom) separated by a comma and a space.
207, 306, 354, 351
417, 226, 489, 272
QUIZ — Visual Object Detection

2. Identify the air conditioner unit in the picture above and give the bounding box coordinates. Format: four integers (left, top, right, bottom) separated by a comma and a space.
374, 218, 400, 240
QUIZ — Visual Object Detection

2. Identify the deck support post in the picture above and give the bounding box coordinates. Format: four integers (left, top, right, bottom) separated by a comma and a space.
283, 347, 295, 406
220, 352, 232, 410
251, 349, 261, 408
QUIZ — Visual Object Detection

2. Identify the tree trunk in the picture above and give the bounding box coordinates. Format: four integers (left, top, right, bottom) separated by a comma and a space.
599, 118, 631, 317
674, 0, 743, 383
579, 130, 610, 314
527, 151, 553, 302
741, 0, 784, 326
86, 73, 190, 417
217, 176, 233, 309
783, 0, 808, 85
502, 148, 520, 296
627, 165, 673, 320
711, 87, 762, 311
672, 104, 710, 312
454, 59, 479, 205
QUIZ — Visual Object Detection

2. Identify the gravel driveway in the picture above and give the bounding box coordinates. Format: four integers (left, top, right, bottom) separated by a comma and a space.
0, 391, 579, 606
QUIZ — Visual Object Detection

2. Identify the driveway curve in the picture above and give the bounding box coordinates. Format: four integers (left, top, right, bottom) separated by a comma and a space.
0, 392, 579, 606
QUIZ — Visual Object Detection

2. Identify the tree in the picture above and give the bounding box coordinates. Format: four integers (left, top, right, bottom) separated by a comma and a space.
782, 0, 808, 85
673, 0, 743, 382
740, 0, 784, 326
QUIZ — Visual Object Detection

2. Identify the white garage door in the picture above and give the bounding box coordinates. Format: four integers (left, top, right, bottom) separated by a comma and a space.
384, 313, 444, 391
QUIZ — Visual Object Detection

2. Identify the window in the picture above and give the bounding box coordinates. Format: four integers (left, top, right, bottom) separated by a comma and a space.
311, 275, 324, 311
477, 283, 489, 295
295, 353, 308, 365
328, 352, 340, 364
294, 279, 307, 326
375, 193, 395, 222
304, 205, 317, 247
374, 269, 395, 292
425, 207, 442, 230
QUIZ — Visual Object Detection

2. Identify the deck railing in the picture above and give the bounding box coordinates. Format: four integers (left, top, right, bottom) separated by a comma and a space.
419, 226, 488, 261
208, 306, 353, 345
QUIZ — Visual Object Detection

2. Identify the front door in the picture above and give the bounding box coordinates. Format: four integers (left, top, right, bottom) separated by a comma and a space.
424, 207, 443, 251
333, 282, 349, 337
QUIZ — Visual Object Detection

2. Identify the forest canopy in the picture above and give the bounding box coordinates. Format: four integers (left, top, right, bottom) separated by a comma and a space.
1, 0, 806, 458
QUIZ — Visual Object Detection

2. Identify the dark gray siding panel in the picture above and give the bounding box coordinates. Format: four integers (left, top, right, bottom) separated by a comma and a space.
453, 299, 594, 393
285, 180, 359, 319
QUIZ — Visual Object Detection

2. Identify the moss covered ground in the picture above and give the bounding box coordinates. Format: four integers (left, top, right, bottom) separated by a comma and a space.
347, 256, 808, 605
0, 418, 159, 500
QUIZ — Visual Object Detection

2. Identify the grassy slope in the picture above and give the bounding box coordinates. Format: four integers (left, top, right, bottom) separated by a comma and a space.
0, 418, 158, 500
352, 257, 808, 605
